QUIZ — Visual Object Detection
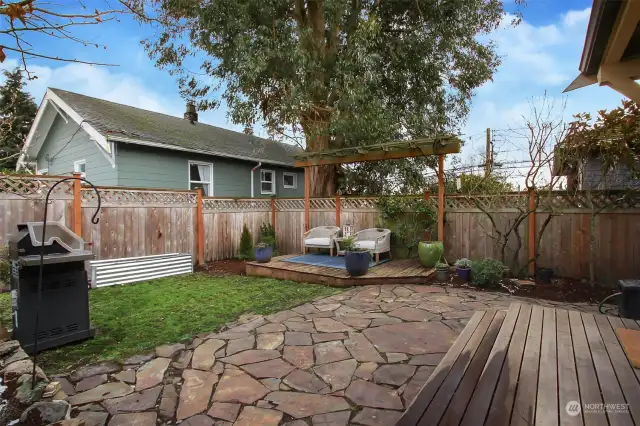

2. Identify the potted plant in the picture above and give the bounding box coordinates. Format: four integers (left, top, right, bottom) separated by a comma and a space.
454, 258, 472, 281
418, 241, 443, 268
341, 236, 371, 276
536, 267, 553, 283
435, 260, 449, 282
254, 236, 275, 263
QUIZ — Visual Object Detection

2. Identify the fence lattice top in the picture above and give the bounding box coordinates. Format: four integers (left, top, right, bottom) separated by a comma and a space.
83, 188, 197, 206
204, 198, 271, 211
1, 175, 73, 198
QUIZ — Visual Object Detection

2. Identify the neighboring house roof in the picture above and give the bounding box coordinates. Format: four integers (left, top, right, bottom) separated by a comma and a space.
20, 88, 300, 168
563, 0, 640, 101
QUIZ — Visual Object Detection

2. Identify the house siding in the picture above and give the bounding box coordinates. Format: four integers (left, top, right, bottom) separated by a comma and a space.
115, 143, 303, 197
581, 157, 640, 190
35, 115, 117, 185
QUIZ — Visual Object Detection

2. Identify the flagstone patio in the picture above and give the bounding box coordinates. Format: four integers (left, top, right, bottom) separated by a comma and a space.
60, 285, 603, 426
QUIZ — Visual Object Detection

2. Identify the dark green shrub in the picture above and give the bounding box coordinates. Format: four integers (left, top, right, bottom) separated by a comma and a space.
0, 246, 9, 291
471, 259, 507, 288
238, 224, 254, 260
259, 222, 276, 250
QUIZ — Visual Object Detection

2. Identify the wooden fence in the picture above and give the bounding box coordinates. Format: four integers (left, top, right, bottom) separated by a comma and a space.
2, 174, 640, 285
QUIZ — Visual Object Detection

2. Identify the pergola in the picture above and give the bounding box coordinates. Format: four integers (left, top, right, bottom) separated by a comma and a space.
294, 136, 462, 242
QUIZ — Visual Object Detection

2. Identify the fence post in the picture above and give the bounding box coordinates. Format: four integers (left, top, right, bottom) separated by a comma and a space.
72, 172, 82, 236
437, 154, 445, 242
196, 188, 204, 265
528, 188, 536, 277
271, 198, 276, 231
335, 194, 341, 228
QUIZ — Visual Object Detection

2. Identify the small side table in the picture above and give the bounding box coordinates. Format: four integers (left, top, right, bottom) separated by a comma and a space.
334, 237, 346, 256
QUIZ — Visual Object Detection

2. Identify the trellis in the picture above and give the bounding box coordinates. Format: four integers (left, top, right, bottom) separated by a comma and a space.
203, 198, 271, 211
0, 174, 74, 198
82, 188, 197, 207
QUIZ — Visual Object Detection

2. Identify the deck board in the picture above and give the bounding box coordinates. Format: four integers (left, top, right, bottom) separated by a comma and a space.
459, 303, 521, 426
535, 307, 558, 426
246, 254, 435, 286
557, 309, 583, 426
485, 304, 532, 426
398, 305, 640, 426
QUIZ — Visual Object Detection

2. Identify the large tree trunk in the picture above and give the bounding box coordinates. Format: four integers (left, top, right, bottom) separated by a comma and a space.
309, 165, 337, 197
302, 120, 337, 197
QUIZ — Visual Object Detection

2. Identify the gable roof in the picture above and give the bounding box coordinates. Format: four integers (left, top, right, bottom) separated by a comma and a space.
45, 88, 300, 167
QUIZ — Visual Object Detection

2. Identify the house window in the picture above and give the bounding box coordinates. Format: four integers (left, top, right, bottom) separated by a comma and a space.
283, 172, 297, 189
189, 161, 213, 196
261, 169, 275, 195
73, 159, 86, 178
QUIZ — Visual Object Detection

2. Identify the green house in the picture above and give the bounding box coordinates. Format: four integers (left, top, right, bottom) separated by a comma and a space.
19, 88, 304, 198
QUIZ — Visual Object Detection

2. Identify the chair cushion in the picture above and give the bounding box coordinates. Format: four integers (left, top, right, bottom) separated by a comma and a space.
305, 237, 331, 247
355, 240, 376, 250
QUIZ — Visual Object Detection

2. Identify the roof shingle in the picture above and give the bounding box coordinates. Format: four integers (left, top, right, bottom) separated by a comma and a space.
50, 88, 299, 166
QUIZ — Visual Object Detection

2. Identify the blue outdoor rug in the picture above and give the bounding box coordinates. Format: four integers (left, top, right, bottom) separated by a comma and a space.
283, 253, 391, 269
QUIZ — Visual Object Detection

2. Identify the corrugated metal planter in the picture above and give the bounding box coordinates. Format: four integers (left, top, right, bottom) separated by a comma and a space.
90, 253, 193, 288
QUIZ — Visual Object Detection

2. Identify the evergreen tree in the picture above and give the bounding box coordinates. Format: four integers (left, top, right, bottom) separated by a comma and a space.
0, 68, 37, 170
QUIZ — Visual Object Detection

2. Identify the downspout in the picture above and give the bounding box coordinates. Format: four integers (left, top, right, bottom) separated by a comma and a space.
251, 162, 262, 198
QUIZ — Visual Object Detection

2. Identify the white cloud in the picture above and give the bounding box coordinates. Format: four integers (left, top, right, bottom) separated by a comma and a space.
0, 59, 249, 134
563, 8, 592, 27
460, 5, 624, 170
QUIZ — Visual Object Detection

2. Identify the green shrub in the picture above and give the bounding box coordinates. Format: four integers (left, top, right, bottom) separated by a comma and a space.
238, 224, 254, 260
259, 222, 276, 250
0, 246, 9, 289
471, 259, 506, 288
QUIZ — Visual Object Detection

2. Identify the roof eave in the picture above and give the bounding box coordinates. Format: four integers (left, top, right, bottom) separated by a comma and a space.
107, 135, 298, 168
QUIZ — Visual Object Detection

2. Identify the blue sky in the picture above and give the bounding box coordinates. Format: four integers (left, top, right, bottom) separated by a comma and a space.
2, 0, 626, 174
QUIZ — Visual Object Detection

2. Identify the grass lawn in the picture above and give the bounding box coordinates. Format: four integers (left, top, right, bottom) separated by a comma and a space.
0, 274, 341, 374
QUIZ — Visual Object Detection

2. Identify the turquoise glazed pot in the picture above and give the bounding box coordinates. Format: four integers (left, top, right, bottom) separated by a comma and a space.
418, 241, 444, 268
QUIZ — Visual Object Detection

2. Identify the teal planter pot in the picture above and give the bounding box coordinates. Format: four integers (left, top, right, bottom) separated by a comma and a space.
418, 241, 443, 268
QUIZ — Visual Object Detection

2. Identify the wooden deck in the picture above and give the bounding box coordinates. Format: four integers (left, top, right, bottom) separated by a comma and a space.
398, 303, 640, 426
246, 255, 434, 286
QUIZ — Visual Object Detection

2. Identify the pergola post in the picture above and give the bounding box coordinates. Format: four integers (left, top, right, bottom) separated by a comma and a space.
437, 154, 445, 242
304, 167, 310, 232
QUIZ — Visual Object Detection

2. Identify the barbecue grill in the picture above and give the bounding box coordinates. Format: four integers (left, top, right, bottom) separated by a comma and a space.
8, 222, 95, 353
618, 279, 640, 320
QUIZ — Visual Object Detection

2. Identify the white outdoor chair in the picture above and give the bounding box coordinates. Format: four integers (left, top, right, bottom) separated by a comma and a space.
302, 226, 341, 256
337, 228, 392, 263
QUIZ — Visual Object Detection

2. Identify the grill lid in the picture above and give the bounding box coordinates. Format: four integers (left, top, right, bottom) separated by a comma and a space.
9, 222, 86, 258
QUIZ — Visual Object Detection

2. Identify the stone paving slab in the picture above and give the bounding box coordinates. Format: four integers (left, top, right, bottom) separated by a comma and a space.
62, 284, 602, 425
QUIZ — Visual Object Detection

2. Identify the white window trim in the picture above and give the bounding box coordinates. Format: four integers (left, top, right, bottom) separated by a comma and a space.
36, 168, 48, 175
283, 172, 297, 189
188, 160, 214, 196
73, 159, 86, 178
261, 169, 276, 195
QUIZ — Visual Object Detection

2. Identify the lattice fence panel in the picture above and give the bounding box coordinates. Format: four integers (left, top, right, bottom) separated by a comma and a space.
83, 188, 197, 206
445, 195, 528, 211
1, 175, 73, 198
541, 191, 640, 211
341, 197, 379, 210
276, 199, 305, 211
203, 198, 271, 211
310, 198, 336, 210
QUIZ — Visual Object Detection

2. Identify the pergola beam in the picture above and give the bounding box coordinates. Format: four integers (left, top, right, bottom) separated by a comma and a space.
294, 138, 461, 167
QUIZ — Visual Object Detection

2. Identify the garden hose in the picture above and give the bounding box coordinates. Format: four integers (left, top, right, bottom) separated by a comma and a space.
598, 292, 621, 315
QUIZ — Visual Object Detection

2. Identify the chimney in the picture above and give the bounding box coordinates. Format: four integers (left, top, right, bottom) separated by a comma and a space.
184, 101, 198, 123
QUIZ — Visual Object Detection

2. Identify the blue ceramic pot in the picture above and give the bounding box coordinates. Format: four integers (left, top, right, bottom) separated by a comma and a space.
456, 267, 471, 281
345, 251, 371, 276
255, 246, 273, 263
